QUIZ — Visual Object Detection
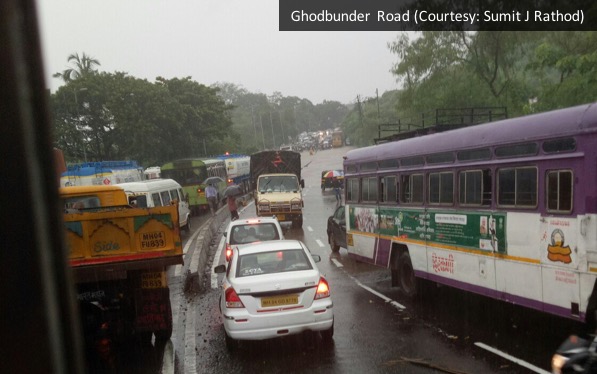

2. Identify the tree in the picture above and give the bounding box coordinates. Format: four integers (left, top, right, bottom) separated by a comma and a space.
52, 52, 101, 83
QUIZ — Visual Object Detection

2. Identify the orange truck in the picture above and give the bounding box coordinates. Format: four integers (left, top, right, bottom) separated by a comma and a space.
61, 185, 183, 350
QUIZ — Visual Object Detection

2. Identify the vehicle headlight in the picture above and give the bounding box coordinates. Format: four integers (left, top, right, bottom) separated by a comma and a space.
551, 353, 568, 374
259, 204, 270, 212
291, 202, 301, 210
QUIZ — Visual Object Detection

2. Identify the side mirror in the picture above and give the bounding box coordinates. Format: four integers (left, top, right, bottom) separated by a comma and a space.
214, 264, 226, 274
300, 179, 305, 188
223, 232, 227, 237
184, 193, 189, 202
311, 254, 321, 263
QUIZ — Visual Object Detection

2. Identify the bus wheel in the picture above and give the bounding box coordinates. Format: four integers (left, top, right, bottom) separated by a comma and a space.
398, 251, 418, 297
390, 253, 400, 287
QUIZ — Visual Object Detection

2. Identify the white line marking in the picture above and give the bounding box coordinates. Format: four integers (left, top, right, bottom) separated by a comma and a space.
316, 239, 325, 247
349, 275, 406, 310
183, 306, 197, 373
307, 226, 313, 232
331, 258, 343, 268
474, 342, 551, 374
211, 236, 226, 289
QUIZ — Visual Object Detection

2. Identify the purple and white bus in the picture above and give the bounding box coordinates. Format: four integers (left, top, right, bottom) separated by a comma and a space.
342, 102, 597, 326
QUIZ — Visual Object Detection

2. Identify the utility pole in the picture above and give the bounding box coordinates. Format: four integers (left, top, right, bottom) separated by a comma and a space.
278, 111, 285, 142
376, 89, 381, 139
269, 112, 276, 149
259, 113, 266, 150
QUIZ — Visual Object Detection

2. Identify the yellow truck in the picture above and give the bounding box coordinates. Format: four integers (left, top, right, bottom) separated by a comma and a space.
61, 185, 182, 350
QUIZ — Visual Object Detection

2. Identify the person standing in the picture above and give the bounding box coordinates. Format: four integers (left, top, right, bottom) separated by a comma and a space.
227, 195, 239, 221
205, 183, 218, 216
333, 178, 341, 202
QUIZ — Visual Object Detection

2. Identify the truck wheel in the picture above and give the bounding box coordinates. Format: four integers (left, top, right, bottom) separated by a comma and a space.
184, 217, 191, 233
292, 217, 303, 229
155, 326, 172, 343
398, 251, 418, 297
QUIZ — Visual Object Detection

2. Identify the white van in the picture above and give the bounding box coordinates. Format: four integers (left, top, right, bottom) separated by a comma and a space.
118, 179, 192, 233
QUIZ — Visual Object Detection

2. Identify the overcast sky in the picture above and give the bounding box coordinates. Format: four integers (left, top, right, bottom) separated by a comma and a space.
37, 0, 402, 105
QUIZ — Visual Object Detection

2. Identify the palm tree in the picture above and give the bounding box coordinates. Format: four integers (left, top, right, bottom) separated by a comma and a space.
53, 52, 101, 83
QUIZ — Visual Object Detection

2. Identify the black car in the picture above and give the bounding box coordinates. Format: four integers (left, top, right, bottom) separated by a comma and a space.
327, 205, 346, 252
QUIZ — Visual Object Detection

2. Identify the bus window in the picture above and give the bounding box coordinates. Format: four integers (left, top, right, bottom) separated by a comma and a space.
459, 169, 492, 206
400, 174, 424, 205
497, 167, 537, 207
170, 189, 180, 202
429, 172, 454, 205
383, 176, 398, 204
152, 192, 163, 206
161, 190, 172, 205
547, 170, 573, 212
346, 178, 359, 202
361, 177, 378, 202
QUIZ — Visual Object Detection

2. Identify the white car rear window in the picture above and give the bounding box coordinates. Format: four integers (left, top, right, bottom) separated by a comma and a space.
230, 223, 280, 245
236, 249, 312, 277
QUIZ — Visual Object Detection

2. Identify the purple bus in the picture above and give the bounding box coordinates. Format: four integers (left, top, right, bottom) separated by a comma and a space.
339, 102, 597, 326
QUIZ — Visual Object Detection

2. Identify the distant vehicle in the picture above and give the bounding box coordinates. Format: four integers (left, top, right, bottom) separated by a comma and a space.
321, 170, 344, 191
143, 166, 161, 179
60, 160, 144, 187
161, 158, 228, 214
214, 153, 251, 192
250, 150, 304, 228
223, 216, 284, 261
345, 137, 351, 146
279, 144, 292, 151
332, 130, 343, 148
327, 205, 347, 252
118, 178, 192, 233
214, 240, 334, 350
322, 139, 331, 149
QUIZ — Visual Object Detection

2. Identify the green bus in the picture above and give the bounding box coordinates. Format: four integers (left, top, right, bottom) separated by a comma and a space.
161, 158, 227, 214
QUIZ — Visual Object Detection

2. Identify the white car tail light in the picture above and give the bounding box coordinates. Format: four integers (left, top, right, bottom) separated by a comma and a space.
225, 244, 233, 262
314, 277, 330, 300
225, 287, 245, 308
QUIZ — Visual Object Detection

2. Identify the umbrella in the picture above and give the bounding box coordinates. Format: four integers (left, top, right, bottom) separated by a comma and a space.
204, 176, 224, 185
223, 184, 243, 198
323, 170, 344, 179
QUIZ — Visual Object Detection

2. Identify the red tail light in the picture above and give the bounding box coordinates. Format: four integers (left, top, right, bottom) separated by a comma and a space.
225, 287, 245, 308
197, 187, 202, 193
225, 245, 233, 262
314, 277, 330, 300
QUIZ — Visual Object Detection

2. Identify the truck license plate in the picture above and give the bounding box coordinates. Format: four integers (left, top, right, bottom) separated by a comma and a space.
140, 231, 166, 249
141, 271, 165, 288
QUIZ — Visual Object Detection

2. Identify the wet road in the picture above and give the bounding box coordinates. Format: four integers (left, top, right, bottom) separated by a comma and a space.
175, 147, 580, 374
85, 147, 583, 373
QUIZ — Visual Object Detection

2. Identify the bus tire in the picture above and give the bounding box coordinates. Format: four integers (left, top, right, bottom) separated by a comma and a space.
398, 251, 418, 297
390, 252, 400, 287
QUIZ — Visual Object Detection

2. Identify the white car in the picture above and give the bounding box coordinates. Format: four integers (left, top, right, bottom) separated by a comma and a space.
223, 216, 284, 261
214, 240, 334, 350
